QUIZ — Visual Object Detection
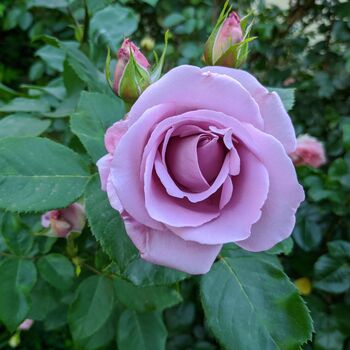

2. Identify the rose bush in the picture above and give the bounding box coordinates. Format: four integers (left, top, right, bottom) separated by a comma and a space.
97, 64, 304, 274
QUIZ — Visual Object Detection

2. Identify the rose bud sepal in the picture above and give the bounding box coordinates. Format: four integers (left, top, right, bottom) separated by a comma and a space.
117, 49, 151, 104
150, 30, 169, 83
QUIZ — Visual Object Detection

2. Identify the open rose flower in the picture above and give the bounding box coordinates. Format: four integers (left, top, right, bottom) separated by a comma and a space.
97, 65, 304, 274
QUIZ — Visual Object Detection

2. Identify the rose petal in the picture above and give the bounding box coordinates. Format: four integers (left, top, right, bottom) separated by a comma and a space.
128, 65, 263, 129
201, 66, 296, 153
197, 136, 226, 183
170, 147, 269, 244
111, 103, 177, 230
97, 154, 112, 191
219, 177, 233, 210
106, 177, 123, 212
123, 214, 222, 274
41, 212, 51, 228
105, 120, 129, 154
145, 147, 221, 226
166, 134, 210, 192
235, 125, 304, 251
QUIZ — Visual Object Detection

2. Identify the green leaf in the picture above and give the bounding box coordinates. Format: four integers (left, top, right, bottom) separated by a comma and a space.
75, 314, 116, 350
0, 82, 19, 96
63, 59, 85, 96
342, 120, 350, 151
201, 245, 313, 350
141, 0, 159, 6
117, 310, 167, 350
0, 114, 50, 138
113, 277, 182, 312
21, 82, 66, 100
27, 0, 70, 8
0, 258, 37, 331
314, 255, 350, 294
0, 212, 34, 255
332, 303, 350, 336
164, 303, 195, 332
293, 203, 323, 252
85, 175, 137, 270
268, 87, 295, 111
267, 237, 294, 255
162, 13, 185, 27
327, 240, 350, 259
29, 278, 59, 321
0, 97, 50, 113
44, 304, 68, 331
37, 254, 75, 290
124, 258, 187, 287
68, 276, 115, 342
0, 137, 90, 212
314, 314, 346, 350
35, 37, 107, 94
71, 91, 124, 162
89, 4, 139, 50
35, 45, 65, 72
86, 0, 114, 14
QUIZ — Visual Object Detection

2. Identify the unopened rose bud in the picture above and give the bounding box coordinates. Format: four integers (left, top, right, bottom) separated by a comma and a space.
18, 319, 33, 331
283, 77, 296, 87
290, 134, 326, 168
204, 4, 255, 68
294, 277, 312, 296
213, 12, 243, 61
113, 38, 151, 103
141, 36, 155, 51
41, 203, 85, 238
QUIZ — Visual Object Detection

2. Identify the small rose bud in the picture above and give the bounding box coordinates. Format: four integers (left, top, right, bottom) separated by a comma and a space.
41, 203, 85, 238
141, 36, 155, 51
204, 4, 255, 68
290, 134, 326, 168
283, 77, 296, 87
294, 277, 312, 296
113, 38, 151, 104
212, 12, 243, 62
18, 319, 33, 331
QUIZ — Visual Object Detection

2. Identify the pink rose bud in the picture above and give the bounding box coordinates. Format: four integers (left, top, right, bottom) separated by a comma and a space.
113, 38, 151, 103
204, 5, 254, 68
18, 319, 33, 331
290, 134, 326, 168
213, 12, 243, 60
41, 203, 85, 238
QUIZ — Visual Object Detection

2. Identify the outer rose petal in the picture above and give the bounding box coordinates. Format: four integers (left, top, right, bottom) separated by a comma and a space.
235, 124, 305, 251
106, 177, 123, 212
62, 203, 85, 232
128, 65, 264, 129
105, 120, 129, 154
111, 103, 177, 230
41, 212, 51, 228
123, 215, 222, 274
97, 154, 112, 191
201, 66, 296, 153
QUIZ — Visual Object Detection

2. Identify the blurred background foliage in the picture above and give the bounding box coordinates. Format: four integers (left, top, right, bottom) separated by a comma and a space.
0, 0, 350, 349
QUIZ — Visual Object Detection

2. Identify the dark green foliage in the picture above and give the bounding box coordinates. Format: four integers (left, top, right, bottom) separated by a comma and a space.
0, 0, 349, 349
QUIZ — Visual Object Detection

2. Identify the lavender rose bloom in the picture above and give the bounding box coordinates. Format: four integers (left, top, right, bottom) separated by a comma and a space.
97, 65, 304, 274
